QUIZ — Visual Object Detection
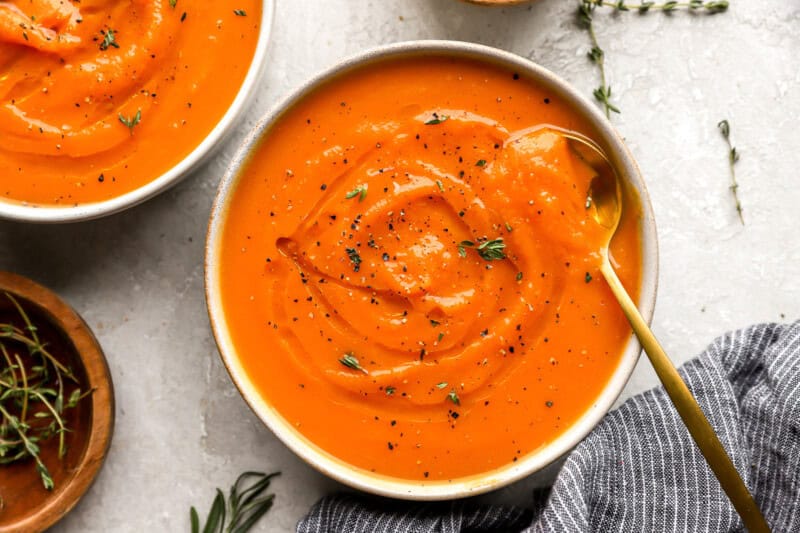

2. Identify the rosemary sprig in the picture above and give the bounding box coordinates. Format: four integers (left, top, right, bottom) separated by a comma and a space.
577, 0, 729, 117
0, 292, 87, 492
458, 238, 507, 261
717, 119, 744, 224
190, 471, 280, 533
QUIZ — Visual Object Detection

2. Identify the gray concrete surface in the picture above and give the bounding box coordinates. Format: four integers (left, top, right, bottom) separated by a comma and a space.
1, 0, 798, 531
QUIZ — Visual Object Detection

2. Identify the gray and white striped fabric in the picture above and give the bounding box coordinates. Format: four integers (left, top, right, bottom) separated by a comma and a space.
297, 321, 800, 532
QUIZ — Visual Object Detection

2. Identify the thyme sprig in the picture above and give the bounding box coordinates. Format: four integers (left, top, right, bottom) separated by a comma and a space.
190, 472, 280, 533
717, 119, 744, 224
577, 0, 729, 117
0, 292, 86, 492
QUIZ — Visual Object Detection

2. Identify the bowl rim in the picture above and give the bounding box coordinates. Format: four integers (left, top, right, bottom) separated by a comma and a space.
205, 40, 659, 500
0, 271, 115, 532
0, 0, 276, 224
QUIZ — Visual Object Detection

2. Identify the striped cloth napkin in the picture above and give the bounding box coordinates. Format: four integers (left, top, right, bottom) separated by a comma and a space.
297, 321, 800, 532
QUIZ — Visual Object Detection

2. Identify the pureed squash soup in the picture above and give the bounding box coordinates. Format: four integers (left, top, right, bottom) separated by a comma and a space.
0, 0, 261, 206
219, 55, 642, 481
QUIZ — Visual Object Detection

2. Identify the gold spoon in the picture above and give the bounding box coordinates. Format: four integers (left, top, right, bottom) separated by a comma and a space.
564, 131, 771, 533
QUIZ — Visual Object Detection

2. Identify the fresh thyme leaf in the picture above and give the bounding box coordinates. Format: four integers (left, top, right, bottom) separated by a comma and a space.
169, 0, 177, 7
233, 9, 247, 16
118, 109, 142, 133
425, 114, 449, 125
345, 185, 367, 202
345, 247, 362, 272
385, 386, 396, 396
436, 382, 448, 389
447, 390, 460, 406
429, 319, 440, 327
339, 352, 367, 373
99, 29, 120, 51
585, 272, 593, 283
458, 238, 506, 261
516, 272, 523, 281
504, 222, 513, 232
437, 332, 445, 343
475, 159, 487, 167
191, 471, 279, 533
718, 119, 744, 224
593, 86, 620, 115
435, 179, 444, 192
477, 239, 506, 261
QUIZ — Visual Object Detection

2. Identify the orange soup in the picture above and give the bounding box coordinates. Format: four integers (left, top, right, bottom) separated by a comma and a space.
0, 0, 261, 206
219, 56, 642, 481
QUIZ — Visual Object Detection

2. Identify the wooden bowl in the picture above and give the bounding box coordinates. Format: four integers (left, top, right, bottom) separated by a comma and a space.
0, 272, 114, 533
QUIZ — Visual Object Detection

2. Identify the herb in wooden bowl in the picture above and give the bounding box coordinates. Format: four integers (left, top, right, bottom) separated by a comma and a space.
0, 271, 113, 532
0, 292, 90, 498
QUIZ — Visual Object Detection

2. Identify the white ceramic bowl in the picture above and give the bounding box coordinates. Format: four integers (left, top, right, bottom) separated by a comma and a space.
206, 40, 659, 500
0, 1, 275, 224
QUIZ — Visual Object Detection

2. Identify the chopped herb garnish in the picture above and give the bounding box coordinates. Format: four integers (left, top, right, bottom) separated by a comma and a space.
345, 248, 362, 272
385, 386, 396, 396
169, 0, 177, 7
118, 109, 141, 133
585, 272, 593, 283
429, 319, 440, 327
436, 382, 448, 389
345, 185, 367, 202
99, 29, 119, 51
447, 390, 460, 406
475, 159, 487, 167
233, 9, 247, 16
339, 352, 367, 373
437, 332, 444, 343
435, 179, 444, 192
459, 238, 506, 261
505, 222, 513, 232
425, 114, 448, 125
516, 272, 523, 281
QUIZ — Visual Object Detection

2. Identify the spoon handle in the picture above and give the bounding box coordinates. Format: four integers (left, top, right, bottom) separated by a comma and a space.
600, 260, 771, 533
